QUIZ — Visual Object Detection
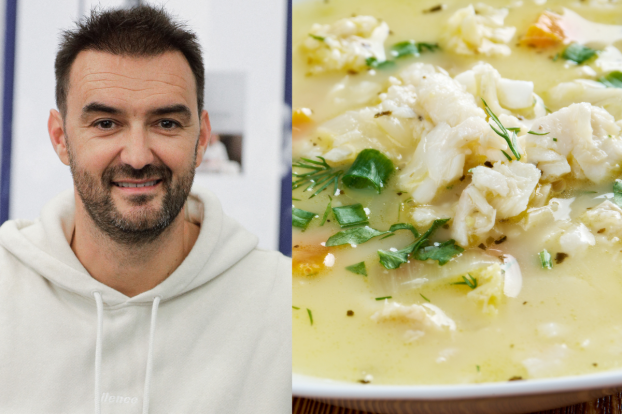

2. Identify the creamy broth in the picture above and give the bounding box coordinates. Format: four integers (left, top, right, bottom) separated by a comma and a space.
293, 0, 622, 385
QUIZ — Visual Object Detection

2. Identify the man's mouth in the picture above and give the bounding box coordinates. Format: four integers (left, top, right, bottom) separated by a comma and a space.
113, 179, 162, 188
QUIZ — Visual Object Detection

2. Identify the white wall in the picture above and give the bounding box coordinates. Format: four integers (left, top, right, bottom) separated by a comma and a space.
9, 0, 286, 250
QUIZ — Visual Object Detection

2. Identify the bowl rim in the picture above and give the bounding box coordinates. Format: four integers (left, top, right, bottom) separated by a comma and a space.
292, 370, 622, 399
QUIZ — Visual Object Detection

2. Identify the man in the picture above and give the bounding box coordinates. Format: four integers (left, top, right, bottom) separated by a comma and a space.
0, 6, 290, 414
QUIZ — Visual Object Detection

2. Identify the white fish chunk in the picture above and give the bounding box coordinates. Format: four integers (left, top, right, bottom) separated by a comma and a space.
302, 16, 389, 74
559, 223, 595, 255
442, 3, 516, 57
581, 200, 622, 238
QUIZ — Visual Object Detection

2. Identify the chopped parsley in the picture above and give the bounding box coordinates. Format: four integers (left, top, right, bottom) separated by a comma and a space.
599, 71, 622, 88
378, 219, 460, 270
539, 249, 553, 269
320, 196, 332, 226
308, 33, 325, 41
562, 43, 598, 64
378, 239, 426, 269
414, 239, 464, 265
332, 203, 369, 228
326, 226, 389, 247
342, 149, 394, 193
345, 261, 368, 277
292, 208, 317, 230
365, 57, 396, 69
613, 179, 622, 208
391, 40, 440, 59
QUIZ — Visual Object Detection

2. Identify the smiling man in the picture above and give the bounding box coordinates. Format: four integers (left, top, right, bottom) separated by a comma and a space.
0, 6, 290, 414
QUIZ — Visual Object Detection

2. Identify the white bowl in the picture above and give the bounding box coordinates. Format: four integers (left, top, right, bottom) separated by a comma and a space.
293, 371, 622, 413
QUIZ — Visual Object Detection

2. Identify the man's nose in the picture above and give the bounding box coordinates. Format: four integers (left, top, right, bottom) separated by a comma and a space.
119, 127, 155, 170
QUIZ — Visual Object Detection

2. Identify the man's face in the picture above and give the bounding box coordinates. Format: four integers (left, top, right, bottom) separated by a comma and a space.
49, 50, 209, 244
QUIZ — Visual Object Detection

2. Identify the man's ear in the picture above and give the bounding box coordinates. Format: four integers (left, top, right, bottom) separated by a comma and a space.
48, 109, 69, 166
195, 109, 211, 168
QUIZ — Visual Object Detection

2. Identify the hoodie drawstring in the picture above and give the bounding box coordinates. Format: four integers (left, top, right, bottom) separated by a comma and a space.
142, 296, 161, 414
92, 293, 161, 414
93, 292, 104, 414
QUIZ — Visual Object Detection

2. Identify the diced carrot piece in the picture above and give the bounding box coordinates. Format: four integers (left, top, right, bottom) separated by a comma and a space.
292, 244, 332, 276
520, 11, 566, 48
293, 108, 313, 126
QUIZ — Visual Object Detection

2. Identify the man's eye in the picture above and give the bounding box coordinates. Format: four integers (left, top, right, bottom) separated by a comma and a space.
159, 119, 179, 129
95, 120, 115, 129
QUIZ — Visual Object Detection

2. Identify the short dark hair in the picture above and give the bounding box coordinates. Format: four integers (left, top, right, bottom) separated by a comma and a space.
55, 5, 204, 116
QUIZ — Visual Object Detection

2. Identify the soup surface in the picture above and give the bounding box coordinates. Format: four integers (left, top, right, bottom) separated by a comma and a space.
292, 0, 622, 385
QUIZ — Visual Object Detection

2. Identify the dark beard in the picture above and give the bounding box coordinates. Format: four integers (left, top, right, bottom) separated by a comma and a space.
68, 149, 195, 246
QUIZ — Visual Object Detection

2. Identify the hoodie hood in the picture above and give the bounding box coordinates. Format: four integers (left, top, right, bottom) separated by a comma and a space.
0, 186, 258, 306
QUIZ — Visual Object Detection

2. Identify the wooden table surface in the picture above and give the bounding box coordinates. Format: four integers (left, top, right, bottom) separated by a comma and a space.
293, 394, 622, 414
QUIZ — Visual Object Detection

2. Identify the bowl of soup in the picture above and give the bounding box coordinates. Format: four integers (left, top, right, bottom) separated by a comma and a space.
292, 0, 622, 412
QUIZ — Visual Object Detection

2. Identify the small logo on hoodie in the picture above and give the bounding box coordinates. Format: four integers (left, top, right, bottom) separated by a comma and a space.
101, 393, 139, 404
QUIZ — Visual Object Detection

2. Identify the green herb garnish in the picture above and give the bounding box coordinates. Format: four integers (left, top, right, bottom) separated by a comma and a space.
388, 223, 420, 238
481, 98, 521, 161
376, 218, 453, 270
506, 127, 521, 133
451, 274, 478, 289
375, 296, 392, 301
414, 239, 464, 265
380, 233, 396, 240
599, 71, 622, 88
343, 149, 394, 193
528, 130, 549, 135
420, 293, 430, 302
390, 41, 440, 59
326, 226, 389, 247
539, 249, 553, 269
307, 308, 314, 325
292, 156, 343, 198
378, 239, 427, 270
553, 138, 557, 142
613, 179, 622, 208
309, 33, 325, 41
562, 43, 598, 64
346, 261, 368, 276
365, 57, 396, 69
292, 208, 316, 230
326, 221, 420, 247
292, 306, 300, 310
332, 203, 369, 228
477, 365, 481, 372
320, 196, 332, 226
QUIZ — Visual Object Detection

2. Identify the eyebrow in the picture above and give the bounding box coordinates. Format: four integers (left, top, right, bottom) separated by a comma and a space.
80, 102, 193, 122
149, 104, 192, 122
81, 102, 121, 120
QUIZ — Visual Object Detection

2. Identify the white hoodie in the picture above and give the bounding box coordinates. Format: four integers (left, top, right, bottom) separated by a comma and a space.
0, 187, 291, 414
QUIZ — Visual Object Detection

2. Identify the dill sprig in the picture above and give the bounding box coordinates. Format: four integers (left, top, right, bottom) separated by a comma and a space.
481, 98, 521, 161
292, 156, 343, 198
451, 274, 478, 289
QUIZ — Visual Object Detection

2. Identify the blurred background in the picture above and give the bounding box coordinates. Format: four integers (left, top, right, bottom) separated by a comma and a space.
0, 0, 292, 254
